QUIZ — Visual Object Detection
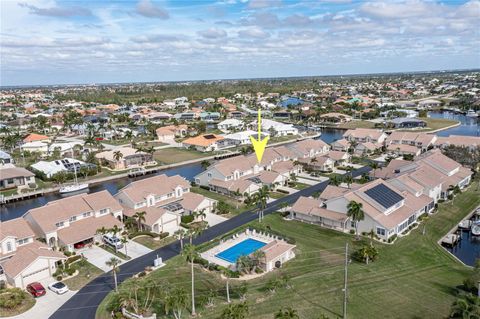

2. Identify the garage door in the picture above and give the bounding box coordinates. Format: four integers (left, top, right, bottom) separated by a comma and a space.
22, 267, 50, 286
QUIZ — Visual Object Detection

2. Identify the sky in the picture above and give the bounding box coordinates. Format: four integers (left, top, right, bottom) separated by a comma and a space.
1, 0, 479, 86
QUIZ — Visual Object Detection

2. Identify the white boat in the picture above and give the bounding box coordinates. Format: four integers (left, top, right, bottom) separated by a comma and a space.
458, 220, 472, 230
59, 165, 89, 194
472, 223, 480, 236
466, 109, 478, 117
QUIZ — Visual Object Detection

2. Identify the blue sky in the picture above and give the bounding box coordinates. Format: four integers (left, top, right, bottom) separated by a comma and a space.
1, 0, 479, 86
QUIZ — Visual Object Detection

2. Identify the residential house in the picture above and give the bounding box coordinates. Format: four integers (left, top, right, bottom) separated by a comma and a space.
0, 150, 13, 167
386, 131, 437, 152
95, 147, 154, 170
434, 135, 480, 150
23, 133, 50, 144
115, 175, 215, 234
183, 134, 235, 152
330, 138, 350, 152
23, 191, 124, 252
0, 219, 65, 288
387, 144, 422, 157
156, 125, 188, 143
325, 151, 351, 166
388, 118, 427, 129
31, 158, 96, 178
0, 167, 35, 191
343, 128, 387, 144
217, 119, 244, 132
291, 179, 434, 241
251, 119, 298, 136
224, 130, 267, 145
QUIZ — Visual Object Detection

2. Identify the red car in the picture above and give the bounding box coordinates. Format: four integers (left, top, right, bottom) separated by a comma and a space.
26, 282, 46, 297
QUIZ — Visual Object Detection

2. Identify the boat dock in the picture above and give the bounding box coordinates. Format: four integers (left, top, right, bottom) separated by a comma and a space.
0, 187, 60, 204
441, 234, 459, 246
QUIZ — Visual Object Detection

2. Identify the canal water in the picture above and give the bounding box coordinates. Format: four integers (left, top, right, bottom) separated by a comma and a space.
0, 162, 204, 221
428, 111, 480, 137
445, 229, 480, 267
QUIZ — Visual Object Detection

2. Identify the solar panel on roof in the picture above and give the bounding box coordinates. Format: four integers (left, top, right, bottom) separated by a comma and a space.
364, 184, 404, 209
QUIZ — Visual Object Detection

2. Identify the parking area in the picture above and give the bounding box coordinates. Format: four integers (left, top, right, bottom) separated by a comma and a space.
204, 212, 228, 226
125, 239, 152, 259
9, 289, 76, 319
79, 245, 123, 272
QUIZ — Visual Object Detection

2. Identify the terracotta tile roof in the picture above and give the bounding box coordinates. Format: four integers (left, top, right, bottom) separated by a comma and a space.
183, 134, 224, 147
180, 192, 208, 212
434, 135, 480, 148
57, 214, 123, 245
260, 240, 296, 263
257, 170, 282, 184
344, 128, 385, 141
1, 241, 65, 278
291, 196, 349, 221
0, 167, 35, 180
118, 174, 189, 203
0, 219, 35, 241
25, 190, 122, 234
95, 147, 147, 162
326, 150, 349, 161
23, 133, 49, 143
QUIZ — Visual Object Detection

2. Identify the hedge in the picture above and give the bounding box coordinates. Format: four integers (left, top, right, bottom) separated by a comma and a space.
128, 231, 157, 239
181, 215, 194, 224
276, 189, 289, 194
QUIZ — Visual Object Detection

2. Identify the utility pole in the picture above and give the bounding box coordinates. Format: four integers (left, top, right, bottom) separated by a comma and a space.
343, 242, 348, 319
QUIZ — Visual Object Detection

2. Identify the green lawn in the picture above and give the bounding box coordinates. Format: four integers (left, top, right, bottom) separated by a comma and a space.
153, 148, 210, 165
338, 120, 376, 129
133, 236, 176, 250
63, 259, 103, 291
269, 135, 299, 144
399, 117, 459, 132
97, 180, 480, 319
191, 186, 248, 216
269, 191, 287, 199
291, 182, 310, 190
98, 244, 131, 260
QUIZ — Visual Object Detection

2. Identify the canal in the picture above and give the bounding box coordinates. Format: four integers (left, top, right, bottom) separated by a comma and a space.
428, 111, 480, 137
445, 229, 480, 267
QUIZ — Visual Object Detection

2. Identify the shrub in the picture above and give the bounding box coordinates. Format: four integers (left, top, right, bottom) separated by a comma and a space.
56, 275, 63, 281
181, 215, 194, 224
64, 251, 72, 257
276, 189, 289, 194
128, 231, 158, 239
159, 232, 169, 239
193, 256, 209, 267
67, 255, 82, 265
388, 234, 397, 243
349, 229, 355, 234
0, 288, 26, 309
180, 222, 190, 229
138, 271, 146, 277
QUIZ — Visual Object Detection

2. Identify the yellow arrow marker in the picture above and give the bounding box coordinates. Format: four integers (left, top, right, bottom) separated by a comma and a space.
249, 108, 269, 163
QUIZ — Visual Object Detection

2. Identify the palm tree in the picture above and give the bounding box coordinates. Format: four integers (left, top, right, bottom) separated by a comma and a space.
343, 174, 353, 189
164, 287, 188, 319
450, 293, 480, 318
121, 236, 128, 257
347, 200, 365, 239
110, 224, 122, 253
330, 175, 340, 186
220, 302, 249, 319
182, 244, 198, 316
123, 217, 136, 232
254, 186, 269, 223
134, 211, 146, 231
369, 161, 379, 179
195, 208, 206, 221
96, 226, 108, 237
200, 160, 210, 170
174, 228, 187, 250
275, 307, 299, 319
113, 150, 123, 165
105, 257, 121, 292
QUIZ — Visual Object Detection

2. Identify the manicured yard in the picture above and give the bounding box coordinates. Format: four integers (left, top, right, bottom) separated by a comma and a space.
98, 244, 131, 260
399, 117, 459, 132
63, 259, 103, 291
153, 148, 210, 164
338, 120, 376, 129
269, 135, 299, 144
0, 289, 35, 317
133, 235, 176, 250
291, 182, 310, 190
269, 191, 287, 199
191, 186, 248, 216
97, 179, 480, 319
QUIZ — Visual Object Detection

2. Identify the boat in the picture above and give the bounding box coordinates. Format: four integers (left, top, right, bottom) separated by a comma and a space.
466, 109, 479, 117
458, 219, 472, 230
59, 165, 89, 194
471, 223, 480, 236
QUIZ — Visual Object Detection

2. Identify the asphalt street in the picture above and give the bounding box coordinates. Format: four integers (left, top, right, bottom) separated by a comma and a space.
50, 165, 371, 319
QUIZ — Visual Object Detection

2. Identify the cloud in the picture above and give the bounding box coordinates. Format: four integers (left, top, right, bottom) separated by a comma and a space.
197, 28, 227, 39
136, 0, 169, 19
360, 1, 444, 19
247, 0, 282, 9
131, 34, 180, 43
238, 28, 270, 39
18, 3, 92, 17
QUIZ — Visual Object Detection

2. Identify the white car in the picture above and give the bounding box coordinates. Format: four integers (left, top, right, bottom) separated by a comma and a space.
102, 234, 124, 250
48, 282, 69, 295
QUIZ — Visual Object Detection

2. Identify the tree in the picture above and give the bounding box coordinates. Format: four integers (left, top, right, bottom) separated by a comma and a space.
110, 224, 122, 254
113, 150, 123, 163
201, 160, 211, 170
164, 287, 188, 319
275, 307, 299, 319
450, 293, 480, 318
134, 211, 146, 231
123, 217, 136, 232
182, 244, 198, 316
343, 174, 353, 189
194, 208, 207, 222
347, 200, 365, 239
174, 228, 187, 250
254, 186, 269, 222
369, 161, 379, 178
237, 282, 248, 301
216, 200, 231, 215
105, 257, 121, 292
121, 236, 128, 257
330, 175, 340, 186
220, 302, 249, 319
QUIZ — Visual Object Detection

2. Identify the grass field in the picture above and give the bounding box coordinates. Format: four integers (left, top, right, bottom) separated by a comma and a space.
153, 148, 210, 164
190, 186, 248, 216
0, 290, 35, 317
338, 120, 376, 129
400, 117, 459, 132
63, 259, 103, 291
133, 235, 176, 250
97, 180, 480, 319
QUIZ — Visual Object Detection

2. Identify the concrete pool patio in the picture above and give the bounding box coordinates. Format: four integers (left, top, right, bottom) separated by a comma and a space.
200, 229, 296, 271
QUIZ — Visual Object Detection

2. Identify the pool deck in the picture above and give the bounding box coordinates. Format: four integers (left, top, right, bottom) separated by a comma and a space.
200, 229, 278, 268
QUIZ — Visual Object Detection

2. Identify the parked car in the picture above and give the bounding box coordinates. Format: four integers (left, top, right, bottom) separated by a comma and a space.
102, 234, 123, 250
48, 281, 69, 295
26, 282, 46, 297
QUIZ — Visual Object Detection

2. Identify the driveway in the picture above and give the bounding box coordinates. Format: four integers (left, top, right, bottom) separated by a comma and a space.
204, 212, 228, 227
125, 240, 152, 259
8, 289, 76, 319
79, 245, 123, 272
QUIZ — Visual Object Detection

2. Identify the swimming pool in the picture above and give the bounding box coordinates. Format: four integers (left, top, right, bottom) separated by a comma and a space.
215, 238, 267, 263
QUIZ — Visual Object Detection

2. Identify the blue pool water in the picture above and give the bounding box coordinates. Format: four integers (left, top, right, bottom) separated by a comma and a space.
216, 238, 267, 263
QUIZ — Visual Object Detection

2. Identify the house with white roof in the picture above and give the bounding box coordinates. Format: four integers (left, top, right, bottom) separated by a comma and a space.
250, 119, 298, 136
217, 119, 244, 133
31, 158, 95, 178
224, 130, 268, 145
343, 128, 387, 144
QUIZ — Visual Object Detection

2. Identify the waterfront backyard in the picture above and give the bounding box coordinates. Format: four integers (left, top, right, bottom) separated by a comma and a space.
97, 178, 480, 319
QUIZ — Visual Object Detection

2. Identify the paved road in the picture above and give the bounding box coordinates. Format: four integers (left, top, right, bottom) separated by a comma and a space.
50, 166, 371, 319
